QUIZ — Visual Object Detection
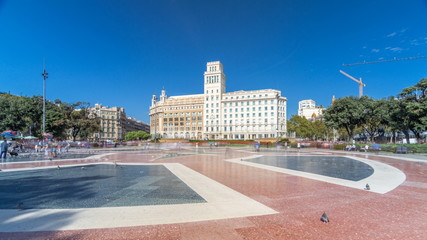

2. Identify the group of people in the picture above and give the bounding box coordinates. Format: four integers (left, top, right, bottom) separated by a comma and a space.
345, 144, 357, 151
345, 144, 370, 152
0, 139, 72, 159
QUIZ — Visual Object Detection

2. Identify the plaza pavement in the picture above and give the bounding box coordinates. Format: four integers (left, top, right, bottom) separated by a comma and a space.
0, 146, 426, 239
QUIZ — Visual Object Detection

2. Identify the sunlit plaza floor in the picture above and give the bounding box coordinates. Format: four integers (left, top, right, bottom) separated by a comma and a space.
0, 146, 426, 239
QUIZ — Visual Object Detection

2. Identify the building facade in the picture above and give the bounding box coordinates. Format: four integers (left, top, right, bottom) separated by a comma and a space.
298, 99, 325, 120
90, 104, 150, 141
150, 61, 287, 140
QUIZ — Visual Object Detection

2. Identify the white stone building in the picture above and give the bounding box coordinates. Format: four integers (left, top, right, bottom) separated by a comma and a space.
298, 99, 325, 120
150, 61, 287, 140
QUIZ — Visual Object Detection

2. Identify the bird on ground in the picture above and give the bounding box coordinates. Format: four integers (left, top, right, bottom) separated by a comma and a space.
364, 184, 370, 190
320, 212, 329, 223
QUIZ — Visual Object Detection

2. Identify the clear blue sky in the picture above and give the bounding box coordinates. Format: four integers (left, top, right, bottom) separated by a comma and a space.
1, 0, 426, 123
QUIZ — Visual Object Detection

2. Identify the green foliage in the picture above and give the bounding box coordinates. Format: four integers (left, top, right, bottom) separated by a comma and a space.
0, 94, 100, 140
324, 96, 365, 141
68, 104, 101, 141
324, 78, 427, 142
287, 115, 331, 140
124, 131, 151, 141
379, 144, 427, 154
396, 78, 427, 143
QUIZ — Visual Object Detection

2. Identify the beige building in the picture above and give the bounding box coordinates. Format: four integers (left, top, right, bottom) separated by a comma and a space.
91, 104, 149, 141
150, 91, 204, 139
298, 99, 325, 120
150, 61, 287, 140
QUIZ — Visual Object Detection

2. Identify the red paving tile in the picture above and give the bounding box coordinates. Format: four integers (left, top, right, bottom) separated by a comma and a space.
1, 148, 427, 239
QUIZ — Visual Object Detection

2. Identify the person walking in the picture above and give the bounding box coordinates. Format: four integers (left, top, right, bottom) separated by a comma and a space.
1, 139, 8, 158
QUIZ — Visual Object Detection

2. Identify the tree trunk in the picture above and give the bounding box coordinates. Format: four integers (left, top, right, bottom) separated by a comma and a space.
391, 131, 396, 144
403, 130, 410, 144
411, 129, 421, 143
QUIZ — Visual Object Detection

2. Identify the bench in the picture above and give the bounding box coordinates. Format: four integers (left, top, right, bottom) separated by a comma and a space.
396, 146, 408, 154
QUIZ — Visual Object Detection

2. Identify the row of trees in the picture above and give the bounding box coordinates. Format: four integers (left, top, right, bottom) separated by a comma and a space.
0, 94, 100, 141
288, 78, 427, 143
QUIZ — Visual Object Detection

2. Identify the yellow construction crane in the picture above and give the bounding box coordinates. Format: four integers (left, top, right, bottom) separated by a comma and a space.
339, 70, 366, 98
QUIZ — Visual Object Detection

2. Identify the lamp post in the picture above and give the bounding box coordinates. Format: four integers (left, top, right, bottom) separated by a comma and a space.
42, 67, 48, 146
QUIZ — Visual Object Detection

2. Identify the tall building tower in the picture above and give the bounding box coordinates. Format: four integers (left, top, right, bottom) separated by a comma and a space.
204, 61, 226, 139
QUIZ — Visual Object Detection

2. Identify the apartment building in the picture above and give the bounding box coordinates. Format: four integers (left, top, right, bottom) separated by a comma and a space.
91, 104, 149, 141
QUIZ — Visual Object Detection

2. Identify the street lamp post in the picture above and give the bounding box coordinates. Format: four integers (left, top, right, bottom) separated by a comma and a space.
42, 67, 48, 146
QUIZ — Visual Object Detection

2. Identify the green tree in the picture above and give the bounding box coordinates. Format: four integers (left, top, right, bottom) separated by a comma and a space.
68, 103, 101, 141
124, 131, 151, 141
359, 97, 389, 142
393, 78, 427, 143
0, 94, 31, 132
312, 119, 332, 141
287, 115, 314, 139
324, 96, 365, 141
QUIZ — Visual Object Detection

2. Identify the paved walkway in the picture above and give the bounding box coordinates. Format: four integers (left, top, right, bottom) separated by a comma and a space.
0, 147, 426, 239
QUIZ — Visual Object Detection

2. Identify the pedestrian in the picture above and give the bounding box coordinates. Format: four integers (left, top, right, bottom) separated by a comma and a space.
1, 139, 9, 158
297, 142, 301, 152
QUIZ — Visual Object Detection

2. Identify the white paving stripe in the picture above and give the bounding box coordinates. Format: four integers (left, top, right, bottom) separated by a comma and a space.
0, 163, 277, 232
227, 155, 406, 194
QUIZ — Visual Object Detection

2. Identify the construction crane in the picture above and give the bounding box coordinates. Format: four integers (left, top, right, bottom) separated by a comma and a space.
342, 55, 427, 66
339, 70, 366, 98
